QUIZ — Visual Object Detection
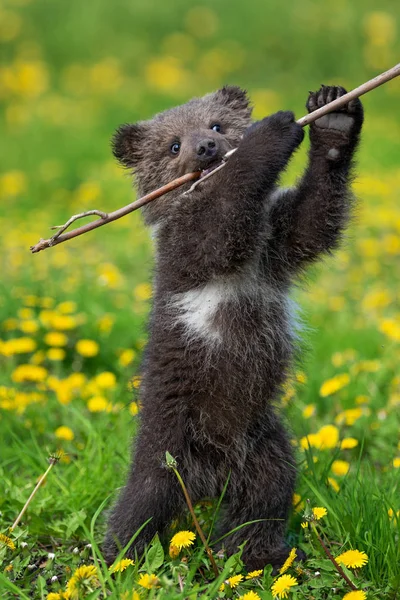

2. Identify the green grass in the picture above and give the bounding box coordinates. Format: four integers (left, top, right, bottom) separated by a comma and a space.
1, 0, 400, 598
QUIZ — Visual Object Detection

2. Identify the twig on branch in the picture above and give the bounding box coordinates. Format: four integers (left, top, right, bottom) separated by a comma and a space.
50, 210, 108, 240
30, 62, 400, 254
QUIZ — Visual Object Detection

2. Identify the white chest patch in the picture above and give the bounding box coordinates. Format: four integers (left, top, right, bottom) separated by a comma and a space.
172, 279, 236, 342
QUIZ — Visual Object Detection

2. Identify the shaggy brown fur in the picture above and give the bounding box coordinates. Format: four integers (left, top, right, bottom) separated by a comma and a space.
104, 85, 363, 570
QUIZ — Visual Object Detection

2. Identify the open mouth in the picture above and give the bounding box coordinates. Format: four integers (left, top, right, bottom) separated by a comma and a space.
200, 160, 223, 178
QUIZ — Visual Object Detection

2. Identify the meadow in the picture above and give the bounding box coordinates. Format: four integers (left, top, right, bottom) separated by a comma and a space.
0, 0, 399, 598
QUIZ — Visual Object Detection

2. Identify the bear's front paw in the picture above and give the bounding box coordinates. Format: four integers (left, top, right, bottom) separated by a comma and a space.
245, 111, 304, 155
306, 85, 364, 139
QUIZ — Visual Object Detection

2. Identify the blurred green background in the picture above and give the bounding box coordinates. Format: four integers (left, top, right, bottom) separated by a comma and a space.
0, 0, 400, 596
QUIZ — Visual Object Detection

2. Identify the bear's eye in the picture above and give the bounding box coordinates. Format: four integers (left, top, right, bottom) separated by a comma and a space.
211, 123, 222, 133
170, 142, 181, 155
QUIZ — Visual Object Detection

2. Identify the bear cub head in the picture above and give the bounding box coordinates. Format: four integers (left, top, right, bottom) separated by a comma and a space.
112, 86, 252, 224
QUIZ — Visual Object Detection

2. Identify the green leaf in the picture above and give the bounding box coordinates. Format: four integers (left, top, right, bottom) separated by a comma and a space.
145, 535, 164, 572
65, 509, 87, 537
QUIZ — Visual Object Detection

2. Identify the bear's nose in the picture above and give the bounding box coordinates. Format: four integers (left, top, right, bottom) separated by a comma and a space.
196, 139, 218, 159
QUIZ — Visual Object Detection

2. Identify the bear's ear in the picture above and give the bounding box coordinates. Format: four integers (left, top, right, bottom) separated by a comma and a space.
215, 86, 250, 112
112, 123, 147, 168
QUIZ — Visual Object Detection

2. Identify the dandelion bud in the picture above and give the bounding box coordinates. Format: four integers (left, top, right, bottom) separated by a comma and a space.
165, 451, 178, 469
169, 544, 180, 559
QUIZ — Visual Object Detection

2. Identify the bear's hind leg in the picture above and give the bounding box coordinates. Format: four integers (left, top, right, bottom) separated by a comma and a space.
103, 463, 184, 564
219, 421, 296, 571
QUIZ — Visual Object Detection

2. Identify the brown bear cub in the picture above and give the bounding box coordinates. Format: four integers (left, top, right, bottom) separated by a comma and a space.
104, 85, 363, 570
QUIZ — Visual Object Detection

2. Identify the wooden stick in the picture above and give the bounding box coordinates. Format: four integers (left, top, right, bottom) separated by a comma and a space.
30, 63, 400, 254
30, 171, 200, 253
297, 62, 400, 126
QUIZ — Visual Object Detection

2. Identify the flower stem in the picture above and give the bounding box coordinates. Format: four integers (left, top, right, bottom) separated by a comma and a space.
11, 455, 59, 531
311, 523, 357, 591
166, 453, 219, 577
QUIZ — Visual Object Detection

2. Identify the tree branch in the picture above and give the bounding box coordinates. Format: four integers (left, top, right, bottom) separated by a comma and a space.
30, 62, 400, 254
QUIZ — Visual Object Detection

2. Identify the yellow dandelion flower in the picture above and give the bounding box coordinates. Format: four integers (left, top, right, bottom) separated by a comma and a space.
18, 308, 35, 320
44, 332, 68, 347
240, 592, 262, 600
328, 477, 340, 492
312, 507, 328, 520
130, 376, 141, 389
320, 373, 350, 397
379, 318, 400, 342
341, 438, 359, 450
129, 402, 139, 416
292, 493, 304, 512
318, 424, 339, 449
271, 574, 298, 598
227, 574, 244, 587
355, 395, 369, 405
97, 313, 114, 333
134, 283, 152, 301
57, 301, 77, 314
0, 533, 16, 550
12, 364, 47, 383
121, 592, 141, 600
51, 314, 77, 331
87, 396, 111, 412
47, 348, 66, 361
300, 432, 322, 449
170, 530, 196, 550
2, 337, 37, 355
336, 549, 368, 568
138, 573, 159, 589
19, 319, 39, 334
280, 548, 297, 574
46, 593, 62, 600
23, 295, 39, 307
55, 426, 74, 441
119, 348, 136, 367
76, 339, 99, 357
145, 56, 187, 93
66, 564, 100, 599
0, 170, 26, 197
302, 404, 316, 418
342, 591, 367, 600
95, 371, 116, 389
3, 318, 18, 331
41, 297, 55, 309
246, 569, 263, 579
332, 460, 350, 477
393, 457, 400, 468
335, 408, 364, 426
109, 558, 134, 573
